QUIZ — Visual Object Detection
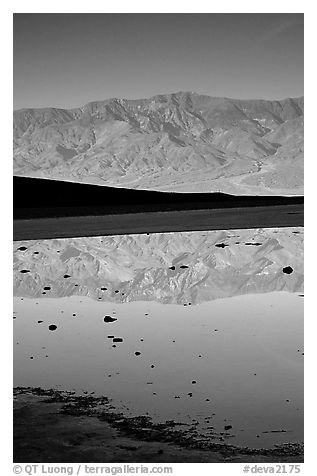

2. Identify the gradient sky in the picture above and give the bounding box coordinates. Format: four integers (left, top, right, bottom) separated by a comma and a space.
13, 13, 304, 110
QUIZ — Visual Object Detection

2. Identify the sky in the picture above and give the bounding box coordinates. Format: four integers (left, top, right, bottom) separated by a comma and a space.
13, 13, 304, 110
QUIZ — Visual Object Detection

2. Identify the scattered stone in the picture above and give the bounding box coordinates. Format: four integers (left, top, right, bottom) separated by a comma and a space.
112, 345, 117, 348
33, 251, 39, 254
101, 287, 107, 291
48, 325, 57, 331
42, 292, 46, 295
103, 316, 117, 323
135, 351, 141, 356
151, 365, 155, 368
188, 393, 193, 397
17, 246, 27, 251
37, 320, 43, 324
20, 269, 30, 273
63, 274, 71, 279
283, 266, 293, 274
113, 338, 123, 343
43, 286, 51, 291
191, 381, 197, 384
30, 356, 33, 360
180, 265, 189, 269
215, 243, 228, 248
72, 314, 76, 317
224, 425, 232, 430
169, 266, 176, 270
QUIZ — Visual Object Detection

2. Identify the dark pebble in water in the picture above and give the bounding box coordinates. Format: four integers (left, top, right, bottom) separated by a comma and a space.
215, 243, 228, 248
299, 294, 304, 297
151, 365, 155, 368
174, 396, 180, 399
224, 425, 232, 430
42, 292, 46, 295
188, 303, 191, 305
101, 287, 107, 290
112, 345, 117, 348
20, 269, 30, 273
48, 325, 57, 331
214, 329, 218, 332
107, 335, 115, 339
198, 355, 202, 358
37, 320, 43, 324
33, 251, 39, 254
206, 398, 210, 401
103, 315, 117, 323
30, 357, 34, 359
135, 351, 141, 356
180, 265, 189, 269
286, 399, 290, 402
169, 266, 176, 270
302, 353, 304, 356
13, 316, 16, 319
256, 435, 260, 438
18, 246, 27, 251
191, 381, 197, 384
63, 274, 71, 278
72, 314, 76, 316
98, 297, 102, 300
145, 313, 149, 316
140, 339, 144, 342
188, 393, 193, 397
113, 338, 123, 343
74, 284, 79, 287
153, 392, 157, 395
43, 286, 51, 291
114, 290, 119, 294
283, 266, 293, 274
45, 355, 48, 358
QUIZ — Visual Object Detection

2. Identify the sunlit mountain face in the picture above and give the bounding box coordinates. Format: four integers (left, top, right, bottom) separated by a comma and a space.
13, 92, 303, 195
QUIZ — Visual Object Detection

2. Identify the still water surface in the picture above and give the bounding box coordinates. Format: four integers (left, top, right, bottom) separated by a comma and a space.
13, 291, 303, 448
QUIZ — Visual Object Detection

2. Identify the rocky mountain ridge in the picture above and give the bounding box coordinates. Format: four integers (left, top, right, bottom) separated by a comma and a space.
13, 92, 304, 195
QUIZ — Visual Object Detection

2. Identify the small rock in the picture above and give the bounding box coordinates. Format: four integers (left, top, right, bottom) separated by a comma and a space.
48, 324, 57, 331
103, 315, 117, 323
283, 266, 293, 274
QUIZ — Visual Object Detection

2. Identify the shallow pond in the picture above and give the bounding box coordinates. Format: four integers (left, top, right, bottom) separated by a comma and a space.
13, 291, 303, 449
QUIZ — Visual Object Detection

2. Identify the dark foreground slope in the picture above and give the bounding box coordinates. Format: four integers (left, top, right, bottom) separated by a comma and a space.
14, 177, 303, 219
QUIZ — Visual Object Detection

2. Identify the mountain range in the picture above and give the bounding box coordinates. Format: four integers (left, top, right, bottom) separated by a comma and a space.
13, 92, 304, 196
